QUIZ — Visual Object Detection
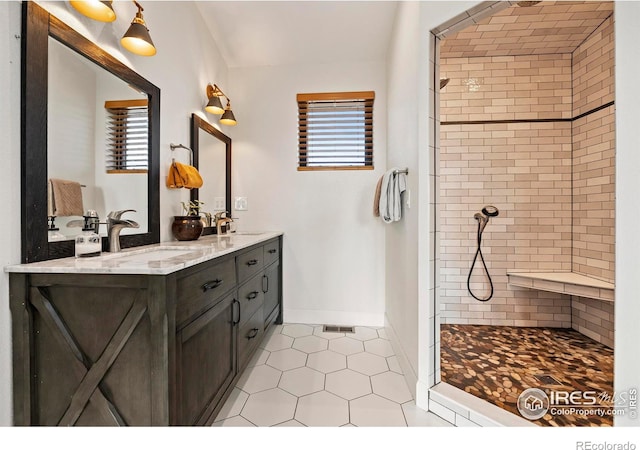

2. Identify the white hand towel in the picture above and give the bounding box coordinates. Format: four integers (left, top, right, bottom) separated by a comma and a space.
379, 168, 406, 223
393, 171, 407, 221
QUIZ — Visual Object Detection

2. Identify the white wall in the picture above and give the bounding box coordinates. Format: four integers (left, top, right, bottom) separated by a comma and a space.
385, 0, 424, 394
0, 0, 22, 427
229, 61, 387, 326
614, 0, 640, 427
385, 0, 480, 407
0, 0, 229, 425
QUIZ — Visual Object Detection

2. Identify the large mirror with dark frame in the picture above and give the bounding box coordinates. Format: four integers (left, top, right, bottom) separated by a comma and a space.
190, 114, 231, 236
21, 2, 160, 263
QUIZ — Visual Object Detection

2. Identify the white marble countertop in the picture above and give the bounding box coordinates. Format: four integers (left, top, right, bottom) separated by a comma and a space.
5, 231, 283, 275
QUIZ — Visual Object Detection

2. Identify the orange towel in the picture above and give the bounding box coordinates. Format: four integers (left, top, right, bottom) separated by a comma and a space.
166, 162, 203, 189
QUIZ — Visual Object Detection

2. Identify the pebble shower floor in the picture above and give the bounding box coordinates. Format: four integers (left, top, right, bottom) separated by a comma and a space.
440, 324, 614, 426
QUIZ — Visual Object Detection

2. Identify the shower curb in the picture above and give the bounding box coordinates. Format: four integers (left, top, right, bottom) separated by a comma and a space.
429, 382, 536, 427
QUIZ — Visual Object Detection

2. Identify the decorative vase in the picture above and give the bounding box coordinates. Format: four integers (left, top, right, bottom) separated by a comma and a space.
171, 215, 203, 241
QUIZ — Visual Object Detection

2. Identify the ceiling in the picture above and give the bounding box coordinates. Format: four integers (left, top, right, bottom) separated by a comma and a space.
440, 1, 614, 58
195, 1, 398, 68
194, 1, 614, 68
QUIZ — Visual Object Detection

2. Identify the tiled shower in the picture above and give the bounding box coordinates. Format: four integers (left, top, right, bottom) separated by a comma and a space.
434, 1, 616, 425
438, 9, 614, 345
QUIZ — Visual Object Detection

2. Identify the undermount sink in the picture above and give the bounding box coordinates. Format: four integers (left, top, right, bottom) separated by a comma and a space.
102, 248, 197, 263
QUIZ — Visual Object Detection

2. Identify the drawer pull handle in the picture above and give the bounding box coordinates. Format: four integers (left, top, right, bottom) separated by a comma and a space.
202, 279, 223, 292
247, 328, 259, 340
247, 291, 259, 300
232, 299, 240, 325
268, 249, 277, 254
246, 259, 259, 266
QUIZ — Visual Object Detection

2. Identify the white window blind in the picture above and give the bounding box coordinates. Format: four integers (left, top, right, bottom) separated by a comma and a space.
105, 99, 149, 173
297, 91, 374, 170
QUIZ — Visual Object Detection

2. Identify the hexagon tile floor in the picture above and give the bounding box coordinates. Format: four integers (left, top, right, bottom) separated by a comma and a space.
212, 323, 452, 427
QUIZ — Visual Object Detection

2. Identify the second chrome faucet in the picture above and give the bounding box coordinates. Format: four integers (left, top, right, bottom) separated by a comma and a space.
107, 209, 139, 252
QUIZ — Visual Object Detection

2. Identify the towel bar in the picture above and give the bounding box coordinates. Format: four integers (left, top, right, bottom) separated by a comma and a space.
170, 143, 193, 166
393, 168, 408, 175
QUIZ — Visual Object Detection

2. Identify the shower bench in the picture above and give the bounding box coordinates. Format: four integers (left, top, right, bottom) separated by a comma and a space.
506, 271, 614, 302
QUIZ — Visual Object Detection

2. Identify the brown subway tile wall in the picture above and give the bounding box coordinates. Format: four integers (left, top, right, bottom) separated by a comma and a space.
439, 121, 572, 327
440, 54, 572, 122
572, 105, 615, 282
572, 16, 614, 117
571, 296, 614, 348
571, 17, 615, 283
439, 15, 615, 328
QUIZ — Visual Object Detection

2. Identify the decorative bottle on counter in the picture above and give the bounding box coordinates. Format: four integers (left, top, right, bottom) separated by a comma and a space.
75, 216, 102, 258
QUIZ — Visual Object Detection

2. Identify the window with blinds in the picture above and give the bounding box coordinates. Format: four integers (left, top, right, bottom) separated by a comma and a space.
297, 91, 374, 170
105, 99, 149, 173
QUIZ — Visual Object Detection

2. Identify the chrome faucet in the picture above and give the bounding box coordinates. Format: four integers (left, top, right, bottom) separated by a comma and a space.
107, 209, 139, 252
214, 211, 233, 235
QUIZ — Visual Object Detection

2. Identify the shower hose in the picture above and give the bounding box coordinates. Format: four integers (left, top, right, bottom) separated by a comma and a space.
467, 215, 494, 302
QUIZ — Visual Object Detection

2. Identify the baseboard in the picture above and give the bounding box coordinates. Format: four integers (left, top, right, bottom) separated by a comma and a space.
283, 308, 384, 328
384, 315, 418, 401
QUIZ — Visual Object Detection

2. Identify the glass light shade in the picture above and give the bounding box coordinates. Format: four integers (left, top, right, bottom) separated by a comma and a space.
70, 1, 116, 22
219, 108, 237, 126
205, 96, 224, 115
121, 18, 156, 56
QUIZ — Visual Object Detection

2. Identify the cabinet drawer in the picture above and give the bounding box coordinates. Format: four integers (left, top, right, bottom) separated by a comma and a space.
237, 273, 264, 327
237, 247, 264, 283
263, 239, 280, 267
237, 306, 264, 370
176, 258, 236, 326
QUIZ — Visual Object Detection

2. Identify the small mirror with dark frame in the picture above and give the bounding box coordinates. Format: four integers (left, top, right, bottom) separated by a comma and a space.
21, 2, 160, 263
190, 114, 231, 236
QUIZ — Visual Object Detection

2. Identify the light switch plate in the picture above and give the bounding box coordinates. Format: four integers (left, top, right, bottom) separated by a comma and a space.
235, 197, 248, 211
214, 197, 225, 211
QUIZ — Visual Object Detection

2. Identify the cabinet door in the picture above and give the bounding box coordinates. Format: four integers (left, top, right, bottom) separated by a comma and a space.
263, 263, 280, 327
176, 293, 237, 425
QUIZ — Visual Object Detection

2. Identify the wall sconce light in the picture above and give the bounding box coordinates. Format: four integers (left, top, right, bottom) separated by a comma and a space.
70, 0, 157, 56
205, 84, 237, 126
70, 0, 116, 22
121, 1, 157, 57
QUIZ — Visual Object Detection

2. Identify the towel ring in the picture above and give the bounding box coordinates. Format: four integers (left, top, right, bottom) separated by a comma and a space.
170, 143, 193, 166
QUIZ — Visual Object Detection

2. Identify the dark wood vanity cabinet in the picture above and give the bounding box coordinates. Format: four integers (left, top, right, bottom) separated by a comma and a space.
9, 236, 283, 426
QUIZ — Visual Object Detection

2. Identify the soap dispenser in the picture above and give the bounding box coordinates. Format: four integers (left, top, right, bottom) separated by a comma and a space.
47, 216, 66, 242
75, 216, 102, 258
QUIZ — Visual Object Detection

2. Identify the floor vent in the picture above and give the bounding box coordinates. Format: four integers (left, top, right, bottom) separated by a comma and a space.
534, 374, 564, 386
322, 325, 355, 333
